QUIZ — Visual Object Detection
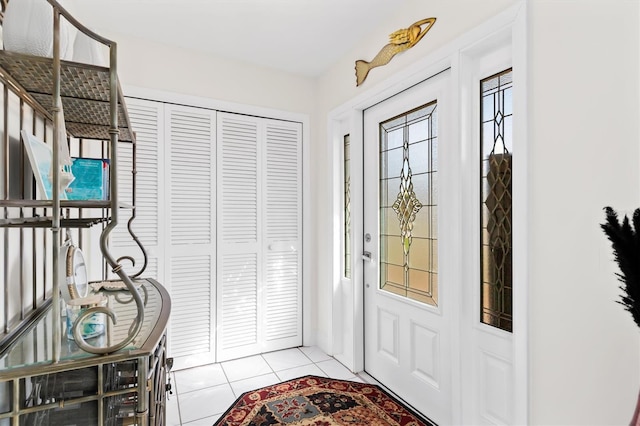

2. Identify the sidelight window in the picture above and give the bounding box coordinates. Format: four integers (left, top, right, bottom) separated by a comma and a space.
344, 134, 351, 279
480, 69, 513, 332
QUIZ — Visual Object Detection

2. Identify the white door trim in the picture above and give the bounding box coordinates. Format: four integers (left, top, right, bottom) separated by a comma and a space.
327, 4, 528, 424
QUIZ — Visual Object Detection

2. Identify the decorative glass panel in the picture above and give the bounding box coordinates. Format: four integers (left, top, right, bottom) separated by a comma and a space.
379, 102, 438, 306
480, 69, 513, 332
344, 134, 351, 279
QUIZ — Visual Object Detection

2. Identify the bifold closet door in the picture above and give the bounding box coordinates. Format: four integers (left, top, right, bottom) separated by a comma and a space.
118, 100, 300, 366
216, 112, 302, 361
164, 105, 216, 369
116, 99, 216, 370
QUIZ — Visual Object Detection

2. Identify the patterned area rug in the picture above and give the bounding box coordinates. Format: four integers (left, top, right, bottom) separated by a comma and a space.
214, 375, 435, 426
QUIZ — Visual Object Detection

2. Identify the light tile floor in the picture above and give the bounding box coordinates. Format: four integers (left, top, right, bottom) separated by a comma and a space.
165, 346, 369, 425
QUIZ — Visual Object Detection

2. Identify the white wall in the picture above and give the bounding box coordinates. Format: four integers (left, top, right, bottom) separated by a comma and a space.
527, 1, 640, 424
113, 34, 317, 115
60, 2, 314, 114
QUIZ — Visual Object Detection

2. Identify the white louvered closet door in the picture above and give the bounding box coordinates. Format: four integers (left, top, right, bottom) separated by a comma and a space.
217, 113, 261, 361
217, 113, 302, 361
263, 118, 302, 350
165, 105, 216, 370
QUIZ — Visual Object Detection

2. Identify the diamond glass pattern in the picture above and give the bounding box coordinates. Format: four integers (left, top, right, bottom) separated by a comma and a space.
480, 69, 513, 332
379, 101, 438, 306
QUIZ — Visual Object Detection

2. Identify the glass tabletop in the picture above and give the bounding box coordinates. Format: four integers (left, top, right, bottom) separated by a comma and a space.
0, 278, 169, 373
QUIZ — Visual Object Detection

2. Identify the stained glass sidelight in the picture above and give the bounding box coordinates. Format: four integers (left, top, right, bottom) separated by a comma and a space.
344, 134, 351, 279
480, 69, 513, 332
379, 102, 438, 306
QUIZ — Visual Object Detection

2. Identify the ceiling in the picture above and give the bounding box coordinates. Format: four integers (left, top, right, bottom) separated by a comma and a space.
65, 0, 412, 77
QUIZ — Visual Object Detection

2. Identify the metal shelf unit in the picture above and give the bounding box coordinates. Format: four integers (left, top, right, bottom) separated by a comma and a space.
0, 1, 170, 424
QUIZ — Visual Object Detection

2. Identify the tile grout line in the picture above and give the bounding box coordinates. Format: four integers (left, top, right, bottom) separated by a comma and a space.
171, 347, 343, 425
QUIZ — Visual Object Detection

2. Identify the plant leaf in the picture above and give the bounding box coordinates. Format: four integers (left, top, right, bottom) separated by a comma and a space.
601, 207, 640, 329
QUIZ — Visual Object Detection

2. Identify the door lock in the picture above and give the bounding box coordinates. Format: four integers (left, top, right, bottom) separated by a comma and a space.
362, 251, 373, 262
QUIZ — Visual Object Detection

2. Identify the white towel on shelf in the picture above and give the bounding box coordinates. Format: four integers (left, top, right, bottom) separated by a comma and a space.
3, 0, 76, 60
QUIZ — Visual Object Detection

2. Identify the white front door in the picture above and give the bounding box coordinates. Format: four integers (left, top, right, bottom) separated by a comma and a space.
363, 71, 454, 424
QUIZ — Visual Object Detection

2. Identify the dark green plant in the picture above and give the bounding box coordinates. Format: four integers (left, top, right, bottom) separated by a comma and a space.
601, 207, 640, 329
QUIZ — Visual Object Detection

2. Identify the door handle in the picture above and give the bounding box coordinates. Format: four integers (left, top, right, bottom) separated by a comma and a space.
362, 251, 373, 262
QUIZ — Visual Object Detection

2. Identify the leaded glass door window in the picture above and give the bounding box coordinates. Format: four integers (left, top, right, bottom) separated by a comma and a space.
379, 102, 438, 306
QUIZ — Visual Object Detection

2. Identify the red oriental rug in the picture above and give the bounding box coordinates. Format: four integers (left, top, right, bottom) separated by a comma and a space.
214, 375, 435, 426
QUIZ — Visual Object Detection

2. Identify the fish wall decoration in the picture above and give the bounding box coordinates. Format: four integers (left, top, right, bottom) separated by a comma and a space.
355, 17, 436, 87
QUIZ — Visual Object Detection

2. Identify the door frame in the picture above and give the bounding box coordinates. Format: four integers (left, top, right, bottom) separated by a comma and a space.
327, 4, 528, 424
